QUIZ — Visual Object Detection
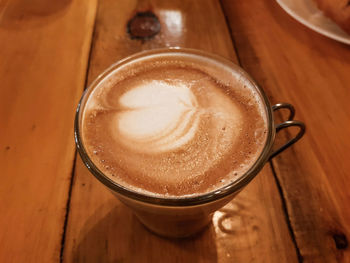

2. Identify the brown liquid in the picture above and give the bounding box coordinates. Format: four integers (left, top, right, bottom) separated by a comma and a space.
82, 53, 267, 197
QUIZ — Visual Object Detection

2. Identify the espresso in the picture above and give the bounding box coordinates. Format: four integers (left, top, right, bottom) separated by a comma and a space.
82, 52, 267, 197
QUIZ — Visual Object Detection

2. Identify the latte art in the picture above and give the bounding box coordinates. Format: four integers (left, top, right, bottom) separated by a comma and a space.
113, 80, 241, 156
82, 53, 267, 196
116, 80, 201, 153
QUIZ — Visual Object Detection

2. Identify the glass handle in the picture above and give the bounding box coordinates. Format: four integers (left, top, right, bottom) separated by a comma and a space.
269, 103, 306, 159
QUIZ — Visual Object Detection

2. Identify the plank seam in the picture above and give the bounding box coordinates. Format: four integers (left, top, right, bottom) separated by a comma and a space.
218, 0, 243, 66
269, 161, 303, 263
59, 6, 99, 261
83, 7, 99, 91
59, 151, 77, 263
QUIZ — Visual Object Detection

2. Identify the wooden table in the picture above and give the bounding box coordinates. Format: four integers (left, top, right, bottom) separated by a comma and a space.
1, 0, 349, 262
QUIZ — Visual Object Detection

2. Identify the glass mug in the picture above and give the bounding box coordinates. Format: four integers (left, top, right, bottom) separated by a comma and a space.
74, 48, 305, 238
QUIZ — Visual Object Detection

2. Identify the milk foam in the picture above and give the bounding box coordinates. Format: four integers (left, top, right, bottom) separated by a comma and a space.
116, 80, 200, 153
82, 53, 267, 196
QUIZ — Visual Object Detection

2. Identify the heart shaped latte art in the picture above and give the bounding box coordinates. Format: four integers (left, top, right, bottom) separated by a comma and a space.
116, 81, 201, 153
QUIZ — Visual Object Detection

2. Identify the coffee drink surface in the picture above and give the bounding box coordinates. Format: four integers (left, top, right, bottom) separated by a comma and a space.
82, 52, 267, 197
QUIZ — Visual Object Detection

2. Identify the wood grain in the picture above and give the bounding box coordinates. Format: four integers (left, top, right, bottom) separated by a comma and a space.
0, 0, 97, 262
63, 0, 298, 262
64, 158, 298, 263
221, 0, 350, 261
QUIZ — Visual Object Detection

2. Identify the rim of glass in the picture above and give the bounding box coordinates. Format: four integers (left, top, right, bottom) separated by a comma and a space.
74, 48, 275, 207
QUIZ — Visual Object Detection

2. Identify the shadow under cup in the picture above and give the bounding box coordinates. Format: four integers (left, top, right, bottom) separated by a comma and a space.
74, 48, 305, 238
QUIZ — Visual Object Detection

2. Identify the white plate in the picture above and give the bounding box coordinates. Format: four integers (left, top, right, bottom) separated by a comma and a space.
276, 0, 350, 45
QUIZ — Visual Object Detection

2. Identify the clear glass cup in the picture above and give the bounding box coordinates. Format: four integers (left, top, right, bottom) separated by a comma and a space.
74, 48, 305, 238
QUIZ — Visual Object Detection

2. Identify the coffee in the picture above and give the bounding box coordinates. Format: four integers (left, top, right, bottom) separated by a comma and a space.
81, 52, 267, 197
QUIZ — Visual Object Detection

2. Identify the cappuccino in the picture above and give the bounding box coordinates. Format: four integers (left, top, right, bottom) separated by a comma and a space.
81, 52, 267, 197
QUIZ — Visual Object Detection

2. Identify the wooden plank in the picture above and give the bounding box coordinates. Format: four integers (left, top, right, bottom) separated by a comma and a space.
221, 0, 350, 261
63, 0, 298, 262
0, 0, 97, 262
84, 0, 237, 83
65, 159, 298, 262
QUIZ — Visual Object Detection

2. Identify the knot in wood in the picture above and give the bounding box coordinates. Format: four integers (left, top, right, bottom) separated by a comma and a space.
127, 12, 160, 40
333, 233, 348, 250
